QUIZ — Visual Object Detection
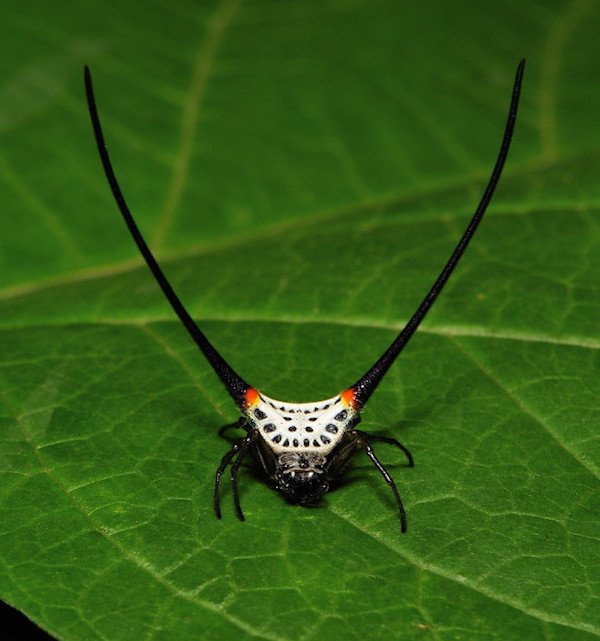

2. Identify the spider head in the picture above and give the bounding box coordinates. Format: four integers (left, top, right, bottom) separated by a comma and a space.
274, 452, 329, 504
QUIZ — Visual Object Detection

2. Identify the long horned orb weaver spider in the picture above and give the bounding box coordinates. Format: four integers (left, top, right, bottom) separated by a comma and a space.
84, 60, 524, 533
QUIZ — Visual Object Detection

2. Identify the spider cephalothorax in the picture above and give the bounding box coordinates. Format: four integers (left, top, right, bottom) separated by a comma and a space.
84, 60, 525, 532
273, 451, 329, 504
244, 388, 358, 454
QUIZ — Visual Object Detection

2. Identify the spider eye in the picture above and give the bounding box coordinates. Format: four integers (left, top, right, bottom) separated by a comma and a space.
297, 456, 310, 469
283, 466, 315, 483
282, 469, 315, 482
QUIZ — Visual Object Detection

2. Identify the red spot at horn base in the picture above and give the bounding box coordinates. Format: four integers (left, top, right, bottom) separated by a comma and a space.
244, 387, 260, 408
341, 388, 359, 410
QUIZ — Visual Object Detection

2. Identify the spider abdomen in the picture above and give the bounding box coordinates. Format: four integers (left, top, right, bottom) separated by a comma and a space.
244, 389, 358, 456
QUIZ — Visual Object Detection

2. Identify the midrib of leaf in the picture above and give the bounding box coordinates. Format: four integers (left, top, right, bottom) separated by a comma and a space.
1, 146, 598, 304
151, 0, 242, 251
537, 0, 597, 162
0, 315, 598, 352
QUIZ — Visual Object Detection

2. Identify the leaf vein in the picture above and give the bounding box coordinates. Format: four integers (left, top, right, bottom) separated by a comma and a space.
448, 336, 599, 479
151, 0, 242, 250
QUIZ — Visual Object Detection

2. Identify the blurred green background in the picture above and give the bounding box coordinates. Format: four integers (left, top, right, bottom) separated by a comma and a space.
0, 1, 598, 640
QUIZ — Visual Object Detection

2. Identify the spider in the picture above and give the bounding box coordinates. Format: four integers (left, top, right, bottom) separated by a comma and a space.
84, 60, 524, 532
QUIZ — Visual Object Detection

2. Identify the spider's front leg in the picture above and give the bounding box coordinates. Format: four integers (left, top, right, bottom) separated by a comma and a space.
218, 417, 249, 439
213, 435, 251, 520
357, 431, 414, 468
349, 429, 413, 533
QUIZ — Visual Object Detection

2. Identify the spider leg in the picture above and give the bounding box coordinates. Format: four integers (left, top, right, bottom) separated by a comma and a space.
230, 438, 251, 521
355, 430, 414, 467
358, 435, 408, 533
249, 436, 271, 478
325, 436, 361, 479
214, 441, 242, 519
218, 417, 248, 439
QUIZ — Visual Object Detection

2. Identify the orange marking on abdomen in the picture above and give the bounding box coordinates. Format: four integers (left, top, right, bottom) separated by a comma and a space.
341, 388, 357, 409
244, 387, 260, 408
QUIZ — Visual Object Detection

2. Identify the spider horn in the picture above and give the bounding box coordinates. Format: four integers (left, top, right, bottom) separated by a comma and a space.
84, 66, 251, 407
349, 59, 526, 409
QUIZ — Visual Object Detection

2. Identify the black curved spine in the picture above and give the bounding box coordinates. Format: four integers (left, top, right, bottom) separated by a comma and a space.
351, 60, 526, 407
84, 67, 251, 407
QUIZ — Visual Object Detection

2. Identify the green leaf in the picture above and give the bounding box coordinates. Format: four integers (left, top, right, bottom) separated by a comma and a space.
1, 1, 599, 640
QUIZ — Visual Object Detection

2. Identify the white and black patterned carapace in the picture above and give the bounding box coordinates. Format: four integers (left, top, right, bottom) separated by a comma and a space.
84, 60, 525, 533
